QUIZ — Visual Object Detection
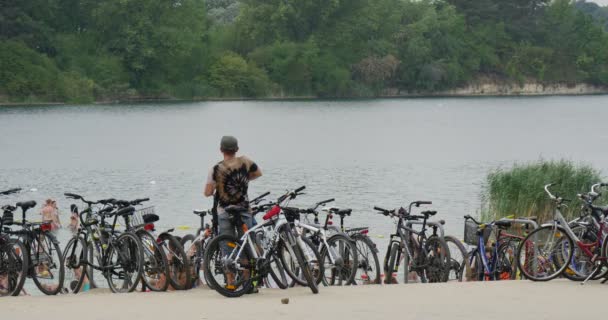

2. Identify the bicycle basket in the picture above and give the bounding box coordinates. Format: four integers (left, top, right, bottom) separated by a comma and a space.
463, 220, 479, 245
130, 206, 155, 227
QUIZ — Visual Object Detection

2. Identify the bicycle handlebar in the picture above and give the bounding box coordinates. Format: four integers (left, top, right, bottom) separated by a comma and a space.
277, 186, 306, 203
464, 215, 482, 225
130, 198, 150, 205
0, 188, 21, 196
250, 191, 271, 205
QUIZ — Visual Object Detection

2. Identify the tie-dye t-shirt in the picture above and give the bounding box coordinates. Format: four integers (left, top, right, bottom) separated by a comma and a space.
207, 156, 259, 210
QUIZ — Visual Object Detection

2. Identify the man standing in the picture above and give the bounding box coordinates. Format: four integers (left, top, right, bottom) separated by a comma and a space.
204, 135, 262, 240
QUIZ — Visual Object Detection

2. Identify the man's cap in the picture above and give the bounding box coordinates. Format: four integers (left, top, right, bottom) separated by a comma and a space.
220, 136, 239, 152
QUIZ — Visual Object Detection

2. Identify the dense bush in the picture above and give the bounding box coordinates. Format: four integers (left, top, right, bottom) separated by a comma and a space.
481, 159, 604, 223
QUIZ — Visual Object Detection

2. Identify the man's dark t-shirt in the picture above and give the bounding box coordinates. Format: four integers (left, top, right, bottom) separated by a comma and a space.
207, 156, 258, 211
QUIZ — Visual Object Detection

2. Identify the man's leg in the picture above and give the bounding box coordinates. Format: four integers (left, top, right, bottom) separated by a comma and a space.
218, 215, 237, 288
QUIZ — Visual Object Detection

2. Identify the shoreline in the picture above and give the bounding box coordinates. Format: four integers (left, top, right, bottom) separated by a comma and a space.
1, 90, 608, 107
0, 280, 604, 320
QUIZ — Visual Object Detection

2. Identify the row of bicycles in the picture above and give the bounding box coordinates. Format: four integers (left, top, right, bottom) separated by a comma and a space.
2, 182, 607, 298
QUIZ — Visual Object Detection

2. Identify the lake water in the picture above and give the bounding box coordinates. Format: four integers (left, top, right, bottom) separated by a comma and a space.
1, 96, 608, 249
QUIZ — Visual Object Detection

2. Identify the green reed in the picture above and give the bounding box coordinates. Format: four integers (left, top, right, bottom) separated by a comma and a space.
480, 159, 604, 223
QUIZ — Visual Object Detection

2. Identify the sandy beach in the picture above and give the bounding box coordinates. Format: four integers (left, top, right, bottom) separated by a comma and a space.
1, 280, 604, 320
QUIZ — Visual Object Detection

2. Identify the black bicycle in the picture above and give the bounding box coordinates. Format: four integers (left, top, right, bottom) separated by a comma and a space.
324, 207, 381, 285
63, 193, 143, 293
0, 188, 28, 297
3, 200, 65, 295
376, 201, 450, 284
107, 198, 170, 292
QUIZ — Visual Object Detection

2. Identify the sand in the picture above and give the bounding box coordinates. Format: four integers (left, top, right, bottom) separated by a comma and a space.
0, 280, 604, 320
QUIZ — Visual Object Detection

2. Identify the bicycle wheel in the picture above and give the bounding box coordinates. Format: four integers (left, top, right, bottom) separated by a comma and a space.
105, 232, 143, 293
516, 225, 574, 281
350, 234, 381, 285
320, 234, 358, 286
159, 233, 191, 290
180, 234, 202, 289
268, 250, 289, 289
202, 234, 253, 298
424, 236, 450, 283
495, 240, 518, 280
0, 238, 28, 297
444, 235, 470, 282
291, 231, 318, 294
562, 223, 607, 281
62, 236, 87, 293
384, 242, 400, 284
468, 250, 484, 281
137, 230, 169, 292
31, 232, 64, 295
282, 236, 323, 286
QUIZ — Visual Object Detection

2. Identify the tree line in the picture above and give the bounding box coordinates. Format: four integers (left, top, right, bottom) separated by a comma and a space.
1, 0, 608, 103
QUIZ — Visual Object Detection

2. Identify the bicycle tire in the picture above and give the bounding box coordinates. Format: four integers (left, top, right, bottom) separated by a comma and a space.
137, 230, 169, 292
350, 234, 381, 285
385, 242, 399, 284
469, 250, 484, 281
105, 232, 143, 293
31, 232, 65, 295
159, 233, 191, 290
424, 235, 451, 283
62, 236, 87, 294
0, 238, 28, 296
516, 225, 574, 282
291, 232, 318, 294
320, 234, 358, 286
180, 234, 201, 289
202, 234, 253, 298
444, 235, 470, 282
562, 223, 607, 281
268, 250, 289, 289
282, 236, 322, 287
495, 240, 518, 280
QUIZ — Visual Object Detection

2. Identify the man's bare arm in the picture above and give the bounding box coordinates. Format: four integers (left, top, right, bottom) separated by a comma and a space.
249, 168, 262, 181
204, 183, 215, 197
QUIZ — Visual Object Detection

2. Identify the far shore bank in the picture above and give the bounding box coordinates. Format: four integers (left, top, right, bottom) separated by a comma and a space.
2, 82, 607, 106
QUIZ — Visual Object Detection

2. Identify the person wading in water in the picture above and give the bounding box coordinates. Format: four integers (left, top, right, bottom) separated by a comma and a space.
204, 136, 262, 292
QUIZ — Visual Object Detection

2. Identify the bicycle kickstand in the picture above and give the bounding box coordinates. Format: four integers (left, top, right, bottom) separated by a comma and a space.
581, 262, 602, 285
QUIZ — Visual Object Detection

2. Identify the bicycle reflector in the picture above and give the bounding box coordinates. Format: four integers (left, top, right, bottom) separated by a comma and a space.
40, 222, 53, 232
263, 205, 281, 220
144, 223, 155, 231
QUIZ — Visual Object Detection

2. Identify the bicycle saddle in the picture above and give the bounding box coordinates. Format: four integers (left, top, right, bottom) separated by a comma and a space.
143, 213, 159, 223
224, 205, 247, 215
421, 210, 437, 217
16, 201, 36, 212
331, 208, 352, 216
193, 209, 208, 216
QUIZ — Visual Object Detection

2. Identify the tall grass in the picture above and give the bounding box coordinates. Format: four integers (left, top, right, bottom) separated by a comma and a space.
480, 159, 604, 223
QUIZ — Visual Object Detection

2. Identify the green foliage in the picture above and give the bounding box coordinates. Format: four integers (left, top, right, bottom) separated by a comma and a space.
0, 40, 61, 101
209, 52, 271, 97
481, 160, 604, 223
2, 0, 608, 102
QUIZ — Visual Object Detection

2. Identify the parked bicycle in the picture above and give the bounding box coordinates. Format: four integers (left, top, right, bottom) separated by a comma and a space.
463, 215, 537, 281
322, 206, 381, 285
2, 199, 65, 295
0, 188, 28, 297
202, 186, 319, 297
515, 183, 608, 282
62, 193, 144, 293
376, 201, 450, 284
